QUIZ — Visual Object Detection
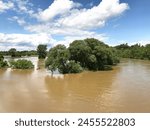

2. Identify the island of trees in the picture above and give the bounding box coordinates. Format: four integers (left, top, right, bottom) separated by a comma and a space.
45, 38, 119, 74
0, 38, 150, 73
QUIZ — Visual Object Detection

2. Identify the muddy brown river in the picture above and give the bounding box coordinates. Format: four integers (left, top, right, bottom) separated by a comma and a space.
0, 57, 150, 112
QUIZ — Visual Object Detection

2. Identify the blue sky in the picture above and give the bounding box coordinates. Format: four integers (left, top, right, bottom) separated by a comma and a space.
0, 0, 150, 50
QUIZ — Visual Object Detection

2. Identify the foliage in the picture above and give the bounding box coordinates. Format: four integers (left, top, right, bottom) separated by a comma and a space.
115, 43, 150, 60
37, 44, 47, 59
0, 50, 37, 57
144, 44, 150, 60
46, 38, 119, 74
59, 60, 83, 74
69, 40, 91, 68
8, 48, 19, 57
45, 45, 70, 74
10, 59, 34, 69
0, 54, 4, 61
0, 61, 8, 68
0, 54, 8, 68
69, 38, 119, 71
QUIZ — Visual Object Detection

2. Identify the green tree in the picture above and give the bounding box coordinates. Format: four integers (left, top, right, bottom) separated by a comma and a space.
69, 38, 117, 71
45, 45, 83, 74
37, 44, 47, 59
45, 45, 69, 74
8, 48, 17, 57
45, 38, 120, 74
69, 40, 91, 68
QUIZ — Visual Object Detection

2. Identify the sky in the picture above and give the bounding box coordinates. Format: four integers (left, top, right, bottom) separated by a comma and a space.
0, 0, 150, 51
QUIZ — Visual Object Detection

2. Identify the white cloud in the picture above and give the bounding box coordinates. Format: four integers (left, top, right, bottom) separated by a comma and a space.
36, 0, 128, 30
0, 0, 14, 13
25, 0, 128, 40
38, 0, 81, 22
0, 33, 52, 51
24, 0, 128, 48
8, 16, 26, 26
11, 0, 37, 18
26, 23, 97, 36
0, 0, 129, 50
57, 0, 129, 29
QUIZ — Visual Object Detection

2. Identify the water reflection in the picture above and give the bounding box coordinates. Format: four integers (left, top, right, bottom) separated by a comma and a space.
44, 69, 119, 112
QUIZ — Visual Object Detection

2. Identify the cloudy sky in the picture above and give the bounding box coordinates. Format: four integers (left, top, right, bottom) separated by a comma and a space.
0, 0, 150, 50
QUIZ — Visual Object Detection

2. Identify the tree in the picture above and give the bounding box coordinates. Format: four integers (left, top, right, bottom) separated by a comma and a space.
37, 44, 47, 59
8, 48, 17, 57
69, 40, 91, 68
45, 38, 120, 74
45, 45, 83, 74
115, 43, 149, 59
69, 38, 117, 71
45, 45, 69, 74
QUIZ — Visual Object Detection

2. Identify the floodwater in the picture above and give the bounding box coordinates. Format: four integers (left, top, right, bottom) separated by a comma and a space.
0, 57, 150, 112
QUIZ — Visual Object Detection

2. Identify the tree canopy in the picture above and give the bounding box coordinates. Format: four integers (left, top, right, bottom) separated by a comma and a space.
37, 44, 47, 59
45, 38, 119, 74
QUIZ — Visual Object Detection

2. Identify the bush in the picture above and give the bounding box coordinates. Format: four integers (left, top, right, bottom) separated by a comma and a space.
0, 54, 8, 68
0, 54, 4, 61
10, 59, 34, 69
0, 60, 8, 68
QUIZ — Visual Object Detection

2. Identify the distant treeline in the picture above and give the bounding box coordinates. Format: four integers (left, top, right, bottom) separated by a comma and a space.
115, 43, 150, 60
0, 49, 37, 57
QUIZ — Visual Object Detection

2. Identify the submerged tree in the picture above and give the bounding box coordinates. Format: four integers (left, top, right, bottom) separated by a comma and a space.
45, 45, 83, 74
37, 44, 47, 59
69, 38, 119, 71
45, 38, 119, 74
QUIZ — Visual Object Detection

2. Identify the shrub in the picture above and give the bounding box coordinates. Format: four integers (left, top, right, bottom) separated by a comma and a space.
0, 54, 8, 68
0, 54, 4, 61
10, 59, 34, 69
0, 60, 8, 68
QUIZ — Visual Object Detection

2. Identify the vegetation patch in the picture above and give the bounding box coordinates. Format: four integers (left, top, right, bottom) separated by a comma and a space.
37, 44, 47, 59
45, 38, 119, 74
0, 54, 8, 68
115, 43, 150, 60
10, 59, 34, 69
